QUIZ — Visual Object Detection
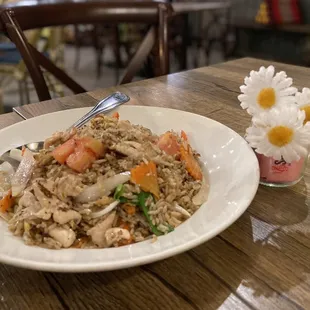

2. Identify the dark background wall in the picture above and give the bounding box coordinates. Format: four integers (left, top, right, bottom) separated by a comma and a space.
229, 0, 310, 66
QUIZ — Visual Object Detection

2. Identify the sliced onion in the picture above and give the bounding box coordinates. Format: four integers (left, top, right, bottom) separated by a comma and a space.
192, 177, 209, 206
90, 200, 119, 218
0, 162, 15, 198
76, 172, 130, 203
9, 149, 23, 162
174, 203, 191, 218
11, 149, 36, 197
0, 161, 15, 177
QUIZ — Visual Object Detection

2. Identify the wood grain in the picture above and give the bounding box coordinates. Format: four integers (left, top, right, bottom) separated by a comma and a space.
7, 57, 310, 309
0, 265, 64, 310
0, 112, 23, 130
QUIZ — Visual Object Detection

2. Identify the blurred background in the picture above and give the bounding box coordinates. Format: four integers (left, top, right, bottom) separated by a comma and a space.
0, 0, 309, 113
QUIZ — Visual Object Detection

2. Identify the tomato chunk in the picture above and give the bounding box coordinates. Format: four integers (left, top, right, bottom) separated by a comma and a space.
181, 130, 188, 141
180, 144, 202, 181
0, 190, 14, 213
52, 139, 76, 164
66, 147, 96, 173
77, 137, 105, 158
112, 112, 119, 120
157, 132, 180, 156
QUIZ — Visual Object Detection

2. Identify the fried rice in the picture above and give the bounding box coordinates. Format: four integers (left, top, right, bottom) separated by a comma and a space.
0, 114, 208, 249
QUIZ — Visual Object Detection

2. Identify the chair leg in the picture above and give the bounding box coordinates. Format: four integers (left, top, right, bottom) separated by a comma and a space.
23, 78, 30, 104
74, 25, 81, 71
119, 27, 155, 84
113, 25, 121, 84
92, 25, 103, 80
96, 46, 103, 80
18, 80, 25, 106
180, 13, 189, 70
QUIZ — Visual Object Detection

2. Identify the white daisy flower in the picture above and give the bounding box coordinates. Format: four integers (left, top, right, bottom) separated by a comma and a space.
238, 65, 297, 115
295, 87, 310, 124
245, 104, 310, 163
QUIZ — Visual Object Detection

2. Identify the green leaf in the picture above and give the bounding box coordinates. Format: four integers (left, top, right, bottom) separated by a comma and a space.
167, 224, 174, 233
137, 192, 163, 236
118, 196, 129, 203
116, 190, 173, 236
114, 184, 139, 205
137, 191, 152, 206
114, 184, 124, 200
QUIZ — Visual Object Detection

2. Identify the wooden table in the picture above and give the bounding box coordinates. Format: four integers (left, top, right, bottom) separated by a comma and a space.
2, 57, 310, 309
0, 112, 23, 129
3, 0, 230, 12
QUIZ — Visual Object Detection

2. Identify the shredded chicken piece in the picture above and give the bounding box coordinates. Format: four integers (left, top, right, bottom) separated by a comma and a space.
43, 128, 77, 149
118, 120, 132, 130
111, 143, 143, 159
53, 209, 81, 225
18, 191, 39, 210
33, 183, 50, 209
43, 237, 62, 249
87, 196, 114, 209
48, 226, 76, 248
87, 211, 116, 247
122, 141, 142, 149
44, 132, 63, 149
151, 156, 174, 167
142, 142, 161, 158
55, 174, 84, 199
10, 191, 41, 222
105, 228, 131, 247
34, 208, 52, 220
35, 152, 54, 167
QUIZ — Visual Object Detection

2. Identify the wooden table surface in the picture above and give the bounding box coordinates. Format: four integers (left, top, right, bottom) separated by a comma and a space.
3, 57, 310, 309
4, 0, 230, 13
0, 112, 23, 130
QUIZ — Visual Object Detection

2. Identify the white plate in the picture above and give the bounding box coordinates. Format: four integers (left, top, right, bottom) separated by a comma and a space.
0, 106, 259, 272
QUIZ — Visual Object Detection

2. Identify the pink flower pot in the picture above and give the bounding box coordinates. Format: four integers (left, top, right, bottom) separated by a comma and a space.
256, 152, 307, 187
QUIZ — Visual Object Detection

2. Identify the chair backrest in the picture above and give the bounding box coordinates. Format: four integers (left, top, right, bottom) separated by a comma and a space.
0, 0, 172, 101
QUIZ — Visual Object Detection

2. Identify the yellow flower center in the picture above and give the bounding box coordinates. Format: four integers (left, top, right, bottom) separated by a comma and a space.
300, 104, 310, 124
257, 87, 276, 109
268, 126, 294, 147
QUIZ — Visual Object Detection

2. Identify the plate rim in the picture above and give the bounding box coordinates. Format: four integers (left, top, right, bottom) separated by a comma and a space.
0, 105, 260, 272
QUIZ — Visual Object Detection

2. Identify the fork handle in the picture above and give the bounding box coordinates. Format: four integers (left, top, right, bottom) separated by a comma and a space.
70, 92, 130, 129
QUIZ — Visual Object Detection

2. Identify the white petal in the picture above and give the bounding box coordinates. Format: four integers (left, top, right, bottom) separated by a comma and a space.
280, 97, 296, 106
258, 67, 266, 75
272, 149, 282, 160
240, 85, 247, 93
277, 78, 293, 90
279, 87, 297, 96
244, 76, 251, 85
238, 94, 248, 102
240, 102, 249, 110
272, 71, 286, 87
265, 66, 275, 82
281, 146, 295, 163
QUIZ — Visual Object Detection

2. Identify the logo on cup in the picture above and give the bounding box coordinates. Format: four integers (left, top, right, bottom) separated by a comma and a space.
272, 157, 290, 173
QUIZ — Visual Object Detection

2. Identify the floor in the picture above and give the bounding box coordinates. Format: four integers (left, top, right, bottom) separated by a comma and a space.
1, 43, 225, 113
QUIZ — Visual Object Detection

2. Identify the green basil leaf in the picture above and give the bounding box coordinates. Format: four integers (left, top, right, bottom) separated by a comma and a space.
137, 192, 163, 236
114, 184, 124, 200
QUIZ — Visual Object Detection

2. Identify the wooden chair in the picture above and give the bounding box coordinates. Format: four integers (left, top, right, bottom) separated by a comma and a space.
0, 27, 65, 106
0, 1, 172, 102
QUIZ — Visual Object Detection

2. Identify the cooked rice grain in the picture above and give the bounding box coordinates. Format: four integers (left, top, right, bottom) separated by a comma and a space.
7, 115, 204, 249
